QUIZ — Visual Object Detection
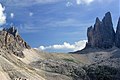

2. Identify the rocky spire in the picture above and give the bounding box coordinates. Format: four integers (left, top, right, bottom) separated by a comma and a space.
115, 17, 120, 48
0, 26, 31, 58
86, 12, 115, 49
102, 12, 113, 26
3, 26, 18, 37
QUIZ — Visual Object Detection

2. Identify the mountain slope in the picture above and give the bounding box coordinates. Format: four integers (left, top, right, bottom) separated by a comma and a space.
0, 27, 46, 80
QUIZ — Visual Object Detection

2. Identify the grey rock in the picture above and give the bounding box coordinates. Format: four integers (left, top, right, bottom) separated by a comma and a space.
0, 26, 31, 58
30, 59, 90, 80
3, 26, 18, 37
86, 12, 115, 49
115, 17, 120, 48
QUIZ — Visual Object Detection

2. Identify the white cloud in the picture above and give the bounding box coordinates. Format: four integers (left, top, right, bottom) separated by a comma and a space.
76, 0, 94, 5
66, 2, 73, 7
37, 40, 87, 52
10, 13, 14, 18
0, 3, 6, 25
29, 12, 33, 16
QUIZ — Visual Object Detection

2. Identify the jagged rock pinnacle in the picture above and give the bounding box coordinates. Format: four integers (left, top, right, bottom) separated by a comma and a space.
86, 12, 115, 49
96, 17, 101, 23
3, 26, 18, 37
0, 26, 31, 58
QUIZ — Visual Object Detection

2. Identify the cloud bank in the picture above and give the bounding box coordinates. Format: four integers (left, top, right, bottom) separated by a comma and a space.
0, 3, 6, 25
37, 40, 87, 52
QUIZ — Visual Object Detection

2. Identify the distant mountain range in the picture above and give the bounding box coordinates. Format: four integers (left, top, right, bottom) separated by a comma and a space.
0, 12, 120, 80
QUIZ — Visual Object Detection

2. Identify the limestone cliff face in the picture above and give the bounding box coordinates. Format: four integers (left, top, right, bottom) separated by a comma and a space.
0, 26, 30, 58
86, 12, 115, 49
115, 18, 120, 48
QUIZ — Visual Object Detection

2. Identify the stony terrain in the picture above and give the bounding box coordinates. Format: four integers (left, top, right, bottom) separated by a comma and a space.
0, 12, 120, 80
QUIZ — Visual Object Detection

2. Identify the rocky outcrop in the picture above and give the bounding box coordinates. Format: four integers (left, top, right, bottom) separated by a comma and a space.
0, 26, 31, 58
30, 59, 89, 80
30, 57, 120, 80
115, 18, 120, 48
86, 12, 115, 49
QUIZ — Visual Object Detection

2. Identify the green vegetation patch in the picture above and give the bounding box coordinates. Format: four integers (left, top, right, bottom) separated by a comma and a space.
63, 58, 75, 63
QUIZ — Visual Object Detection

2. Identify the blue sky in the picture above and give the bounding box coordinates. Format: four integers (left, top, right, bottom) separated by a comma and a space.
0, 0, 119, 52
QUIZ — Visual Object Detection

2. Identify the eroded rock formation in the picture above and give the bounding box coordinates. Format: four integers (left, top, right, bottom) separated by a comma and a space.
86, 12, 116, 49
0, 26, 30, 58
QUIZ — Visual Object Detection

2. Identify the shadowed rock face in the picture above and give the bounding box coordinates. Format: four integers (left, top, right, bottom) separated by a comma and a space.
115, 18, 120, 48
0, 26, 31, 58
86, 12, 115, 49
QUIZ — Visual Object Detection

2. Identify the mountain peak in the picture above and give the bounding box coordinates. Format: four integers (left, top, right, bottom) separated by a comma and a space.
105, 12, 111, 17
3, 26, 18, 37
95, 17, 101, 23
0, 26, 31, 58
102, 12, 113, 27
86, 12, 115, 49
